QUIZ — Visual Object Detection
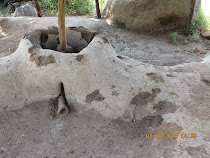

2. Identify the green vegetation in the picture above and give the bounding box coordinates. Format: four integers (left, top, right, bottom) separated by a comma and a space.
187, 8, 210, 42
191, 44, 196, 53
188, 32, 200, 42
192, 8, 210, 32
39, 0, 106, 16
0, 2, 9, 15
39, 0, 95, 15
170, 8, 210, 46
170, 31, 179, 45
0, 0, 107, 16
99, 0, 106, 11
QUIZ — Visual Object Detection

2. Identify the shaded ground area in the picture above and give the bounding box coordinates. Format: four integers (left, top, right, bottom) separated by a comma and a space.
0, 17, 209, 65
99, 26, 210, 65
0, 18, 30, 57
0, 101, 181, 158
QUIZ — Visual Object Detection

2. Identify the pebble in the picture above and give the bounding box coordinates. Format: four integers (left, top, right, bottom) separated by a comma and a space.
1, 147, 6, 153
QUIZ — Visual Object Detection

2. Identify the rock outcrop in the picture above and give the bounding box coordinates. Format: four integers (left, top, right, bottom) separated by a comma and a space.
13, 3, 37, 17
103, 0, 198, 32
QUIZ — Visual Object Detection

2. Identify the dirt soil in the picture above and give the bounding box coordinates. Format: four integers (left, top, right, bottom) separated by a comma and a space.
0, 17, 210, 158
0, 101, 172, 158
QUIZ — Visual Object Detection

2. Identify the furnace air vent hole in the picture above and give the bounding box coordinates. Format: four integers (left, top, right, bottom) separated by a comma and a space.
41, 27, 96, 53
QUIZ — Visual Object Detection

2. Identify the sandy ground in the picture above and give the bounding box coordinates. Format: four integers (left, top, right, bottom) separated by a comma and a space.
0, 16, 210, 158
0, 101, 168, 158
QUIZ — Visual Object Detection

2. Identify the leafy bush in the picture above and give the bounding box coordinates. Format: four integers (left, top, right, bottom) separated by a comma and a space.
0, 0, 107, 16
0, 3, 9, 14
188, 32, 200, 42
67, 0, 94, 15
170, 31, 179, 45
191, 8, 210, 32
39, 0, 95, 15
3, 0, 21, 6
99, 0, 105, 11
188, 8, 210, 42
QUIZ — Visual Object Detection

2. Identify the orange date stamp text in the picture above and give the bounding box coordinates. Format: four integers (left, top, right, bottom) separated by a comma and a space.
146, 133, 197, 139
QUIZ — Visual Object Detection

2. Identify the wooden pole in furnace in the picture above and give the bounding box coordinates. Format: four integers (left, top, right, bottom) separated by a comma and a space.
58, 0, 67, 51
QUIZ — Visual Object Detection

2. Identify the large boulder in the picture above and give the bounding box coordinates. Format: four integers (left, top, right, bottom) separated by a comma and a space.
13, 3, 37, 17
103, 0, 197, 32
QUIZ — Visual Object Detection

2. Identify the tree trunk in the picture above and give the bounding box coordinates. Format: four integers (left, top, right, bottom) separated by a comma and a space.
33, 0, 42, 17
58, 0, 67, 52
187, 0, 196, 32
95, 0, 101, 19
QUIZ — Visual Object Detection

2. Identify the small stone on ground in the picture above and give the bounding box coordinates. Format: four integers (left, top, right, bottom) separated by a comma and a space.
201, 30, 210, 40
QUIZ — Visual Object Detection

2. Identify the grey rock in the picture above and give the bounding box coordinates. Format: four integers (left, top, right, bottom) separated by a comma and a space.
13, 3, 37, 17
103, 0, 198, 32
0, 147, 6, 153
192, 0, 201, 22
